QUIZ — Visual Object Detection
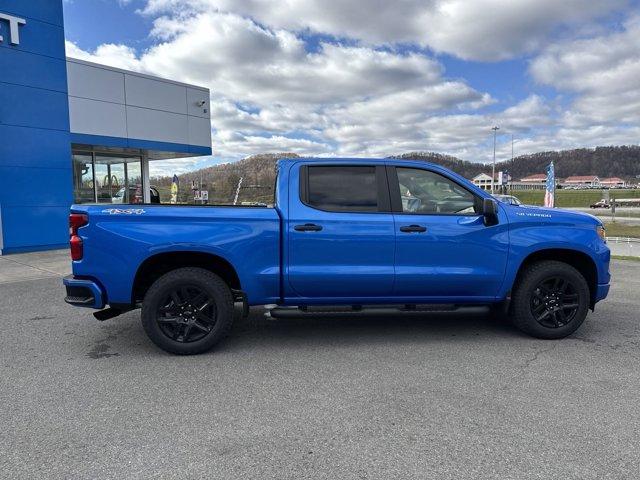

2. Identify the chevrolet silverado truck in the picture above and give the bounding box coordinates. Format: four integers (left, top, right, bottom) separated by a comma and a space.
64, 158, 610, 354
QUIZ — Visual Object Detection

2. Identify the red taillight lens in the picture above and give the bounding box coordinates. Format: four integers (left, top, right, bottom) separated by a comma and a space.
70, 235, 83, 261
69, 213, 88, 260
69, 213, 88, 236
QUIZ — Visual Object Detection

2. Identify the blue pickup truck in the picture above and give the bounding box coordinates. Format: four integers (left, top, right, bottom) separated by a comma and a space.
64, 158, 610, 354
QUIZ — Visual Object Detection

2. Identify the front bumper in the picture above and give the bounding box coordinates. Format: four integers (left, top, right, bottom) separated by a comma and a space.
63, 275, 105, 309
595, 283, 610, 303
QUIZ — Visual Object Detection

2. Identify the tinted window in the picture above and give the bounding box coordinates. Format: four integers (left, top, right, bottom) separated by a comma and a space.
396, 168, 478, 214
306, 166, 378, 212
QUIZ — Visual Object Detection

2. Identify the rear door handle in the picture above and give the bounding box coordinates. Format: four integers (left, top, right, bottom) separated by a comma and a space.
399, 224, 427, 233
294, 223, 323, 232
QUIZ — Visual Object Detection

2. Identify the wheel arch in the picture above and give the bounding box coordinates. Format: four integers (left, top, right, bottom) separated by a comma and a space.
513, 248, 598, 309
132, 251, 241, 304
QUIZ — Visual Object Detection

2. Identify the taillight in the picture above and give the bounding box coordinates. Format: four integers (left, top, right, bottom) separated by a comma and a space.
69, 213, 88, 261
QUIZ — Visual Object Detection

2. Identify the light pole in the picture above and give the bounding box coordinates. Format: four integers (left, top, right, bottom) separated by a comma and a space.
491, 126, 499, 194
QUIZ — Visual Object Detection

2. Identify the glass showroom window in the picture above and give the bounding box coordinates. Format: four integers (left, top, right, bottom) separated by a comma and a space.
72, 151, 143, 204
72, 153, 95, 203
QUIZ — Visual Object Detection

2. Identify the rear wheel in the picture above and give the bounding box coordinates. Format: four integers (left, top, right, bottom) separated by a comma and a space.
511, 260, 590, 339
141, 267, 234, 354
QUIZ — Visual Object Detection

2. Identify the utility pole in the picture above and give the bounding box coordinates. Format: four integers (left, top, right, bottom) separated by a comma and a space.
491, 126, 500, 194
510, 133, 514, 195
511, 133, 514, 162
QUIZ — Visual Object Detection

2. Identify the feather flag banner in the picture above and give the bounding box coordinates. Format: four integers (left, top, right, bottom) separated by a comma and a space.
170, 174, 179, 204
544, 162, 555, 208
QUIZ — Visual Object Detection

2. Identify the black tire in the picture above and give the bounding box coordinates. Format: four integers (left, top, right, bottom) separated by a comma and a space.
511, 260, 590, 339
141, 267, 234, 354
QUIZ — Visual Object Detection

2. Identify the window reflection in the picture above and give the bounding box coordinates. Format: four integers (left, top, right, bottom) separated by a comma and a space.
72, 151, 143, 204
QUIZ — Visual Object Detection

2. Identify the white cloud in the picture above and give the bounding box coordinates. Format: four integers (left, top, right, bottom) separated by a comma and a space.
531, 16, 640, 92
415, 0, 627, 61
141, 13, 446, 105
531, 15, 640, 126
322, 95, 555, 160
65, 41, 142, 71
214, 133, 329, 156
148, 157, 204, 177
64, 1, 640, 166
66, 10, 503, 161
138, 0, 627, 61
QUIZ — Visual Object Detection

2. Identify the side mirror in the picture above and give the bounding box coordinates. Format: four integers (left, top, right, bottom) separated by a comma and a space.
483, 198, 498, 226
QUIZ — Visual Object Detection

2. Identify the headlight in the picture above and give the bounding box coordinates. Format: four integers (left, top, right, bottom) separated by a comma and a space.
596, 225, 606, 241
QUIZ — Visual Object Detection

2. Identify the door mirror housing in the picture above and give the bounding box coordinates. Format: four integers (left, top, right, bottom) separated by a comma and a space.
483, 198, 498, 225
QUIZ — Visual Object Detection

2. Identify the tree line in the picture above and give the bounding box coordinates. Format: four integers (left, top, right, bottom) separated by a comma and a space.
150, 146, 640, 203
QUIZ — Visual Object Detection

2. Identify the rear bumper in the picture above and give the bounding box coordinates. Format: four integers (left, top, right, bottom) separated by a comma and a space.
63, 275, 105, 309
595, 283, 610, 303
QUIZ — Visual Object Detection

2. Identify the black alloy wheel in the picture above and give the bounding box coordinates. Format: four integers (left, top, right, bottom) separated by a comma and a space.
530, 276, 580, 328
141, 268, 234, 354
511, 260, 590, 339
156, 285, 218, 343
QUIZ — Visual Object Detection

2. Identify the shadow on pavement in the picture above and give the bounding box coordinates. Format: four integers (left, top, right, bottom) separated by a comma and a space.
222, 307, 524, 353
86, 307, 524, 357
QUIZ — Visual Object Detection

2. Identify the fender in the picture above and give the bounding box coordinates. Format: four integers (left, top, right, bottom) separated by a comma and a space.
498, 223, 608, 301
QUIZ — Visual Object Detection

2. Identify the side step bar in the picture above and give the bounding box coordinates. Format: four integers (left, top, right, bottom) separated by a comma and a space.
266, 304, 490, 319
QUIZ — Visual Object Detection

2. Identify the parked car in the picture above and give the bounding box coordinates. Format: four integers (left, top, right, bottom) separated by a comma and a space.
112, 185, 161, 204
493, 194, 522, 206
64, 158, 610, 354
590, 199, 610, 209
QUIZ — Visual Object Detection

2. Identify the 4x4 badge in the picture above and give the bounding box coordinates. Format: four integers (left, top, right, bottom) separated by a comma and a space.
101, 208, 146, 215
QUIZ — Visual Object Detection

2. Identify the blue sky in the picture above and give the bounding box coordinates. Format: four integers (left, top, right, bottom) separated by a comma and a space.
64, 1, 151, 50
62, 0, 640, 173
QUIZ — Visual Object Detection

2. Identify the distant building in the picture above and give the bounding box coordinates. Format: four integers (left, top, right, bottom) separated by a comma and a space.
506, 173, 548, 191
471, 173, 497, 191
563, 175, 600, 187
519, 174, 547, 184
600, 177, 626, 188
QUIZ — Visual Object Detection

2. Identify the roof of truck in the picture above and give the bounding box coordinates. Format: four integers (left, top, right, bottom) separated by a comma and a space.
277, 157, 440, 169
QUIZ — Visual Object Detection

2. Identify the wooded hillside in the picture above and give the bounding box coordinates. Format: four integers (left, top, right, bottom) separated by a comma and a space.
150, 146, 640, 203
396, 146, 640, 180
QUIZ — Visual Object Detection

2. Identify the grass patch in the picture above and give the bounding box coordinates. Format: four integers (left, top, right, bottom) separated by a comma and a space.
512, 189, 640, 208
612, 255, 640, 262
602, 222, 640, 238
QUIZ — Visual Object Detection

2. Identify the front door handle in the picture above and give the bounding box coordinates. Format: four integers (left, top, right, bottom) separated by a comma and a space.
294, 223, 323, 232
399, 224, 427, 233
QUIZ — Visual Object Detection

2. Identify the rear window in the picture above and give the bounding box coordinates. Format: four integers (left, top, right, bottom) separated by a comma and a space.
305, 166, 378, 212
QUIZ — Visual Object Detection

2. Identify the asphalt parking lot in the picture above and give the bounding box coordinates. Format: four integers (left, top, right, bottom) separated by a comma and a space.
1, 256, 639, 479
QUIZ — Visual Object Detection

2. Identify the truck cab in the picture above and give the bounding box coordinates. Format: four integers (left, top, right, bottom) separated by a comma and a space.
64, 158, 611, 354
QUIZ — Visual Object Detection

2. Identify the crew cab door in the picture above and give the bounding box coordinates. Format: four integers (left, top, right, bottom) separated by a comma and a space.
286, 164, 395, 299
388, 165, 509, 300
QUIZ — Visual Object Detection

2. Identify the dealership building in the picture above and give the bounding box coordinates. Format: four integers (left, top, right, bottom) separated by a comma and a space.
0, 0, 212, 254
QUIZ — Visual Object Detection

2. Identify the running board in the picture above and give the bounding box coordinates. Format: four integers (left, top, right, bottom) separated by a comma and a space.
265, 304, 490, 319
93, 307, 131, 321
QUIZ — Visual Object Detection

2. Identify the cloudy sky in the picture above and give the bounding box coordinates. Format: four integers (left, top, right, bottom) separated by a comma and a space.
63, 0, 640, 172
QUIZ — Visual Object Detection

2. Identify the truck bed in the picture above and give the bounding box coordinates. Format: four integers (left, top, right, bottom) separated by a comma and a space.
70, 204, 281, 305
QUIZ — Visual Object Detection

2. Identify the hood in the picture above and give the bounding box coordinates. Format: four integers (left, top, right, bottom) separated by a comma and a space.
504, 204, 602, 226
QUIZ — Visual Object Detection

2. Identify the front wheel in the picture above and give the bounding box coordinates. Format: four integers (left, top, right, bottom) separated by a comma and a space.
141, 268, 234, 354
511, 260, 590, 339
